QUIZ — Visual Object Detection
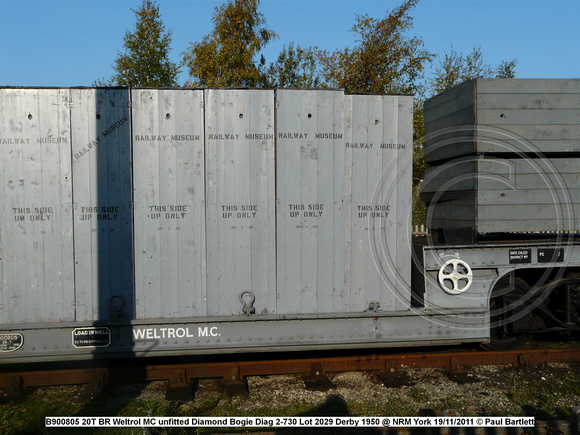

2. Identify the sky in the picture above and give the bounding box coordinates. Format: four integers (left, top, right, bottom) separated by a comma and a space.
0, 0, 578, 92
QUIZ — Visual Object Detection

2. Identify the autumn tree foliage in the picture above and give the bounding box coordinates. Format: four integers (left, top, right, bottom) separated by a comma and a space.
108, 0, 180, 87
183, 0, 277, 87
264, 43, 321, 88
317, 0, 433, 95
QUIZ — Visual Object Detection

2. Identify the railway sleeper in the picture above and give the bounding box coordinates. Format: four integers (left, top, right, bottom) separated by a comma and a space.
445, 357, 479, 385
2, 376, 25, 400
220, 367, 248, 398
378, 360, 414, 388
302, 363, 333, 392
165, 369, 197, 401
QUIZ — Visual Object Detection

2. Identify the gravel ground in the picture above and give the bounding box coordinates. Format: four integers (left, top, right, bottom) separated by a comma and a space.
1, 361, 580, 434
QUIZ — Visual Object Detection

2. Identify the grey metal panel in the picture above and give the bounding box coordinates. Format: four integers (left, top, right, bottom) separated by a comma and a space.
276, 89, 344, 314
205, 89, 276, 316
0, 88, 74, 324
423, 268, 497, 310
0, 311, 490, 363
132, 89, 206, 319
131, 89, 206, 319
70, 88, 133, 322
344, 95, 412, 312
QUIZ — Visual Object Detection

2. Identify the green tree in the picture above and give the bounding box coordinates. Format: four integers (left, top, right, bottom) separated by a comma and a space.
183, 0, 277, 87
317, 0, 433, 95
495, 59, 518, 78
316, 0, 433, 227
412, 97, 427, 227
264, 43, 322, 88
104, 0, 179, 87
430, 45, 517, 94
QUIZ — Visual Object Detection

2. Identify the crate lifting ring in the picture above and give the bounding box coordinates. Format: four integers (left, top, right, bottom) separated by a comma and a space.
239, 291, 256, 315
438, 259, 473, 295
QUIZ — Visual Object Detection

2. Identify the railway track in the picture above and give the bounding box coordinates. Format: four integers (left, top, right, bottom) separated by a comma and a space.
1, 347, 579, 400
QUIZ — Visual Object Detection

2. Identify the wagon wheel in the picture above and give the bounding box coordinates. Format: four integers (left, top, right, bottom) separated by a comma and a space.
483, 276, 540, 351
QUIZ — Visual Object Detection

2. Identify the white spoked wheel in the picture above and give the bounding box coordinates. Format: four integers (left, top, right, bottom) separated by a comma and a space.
438, 259, 473, 295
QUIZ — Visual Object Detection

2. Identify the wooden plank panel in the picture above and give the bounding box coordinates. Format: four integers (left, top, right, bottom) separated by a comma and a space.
424, 85, 475, 124
477, 204, 578, 221
205, 89, 276, 317
424, 106, 475, 132
476, 78, 580, 94
477, 124, 580, 142
478, 219, 580, 233
478, 93, 580, 110
479, 189, 580, 205
0, 89, 74, 324
477, 139, 580, 154
478, 109, 580, 126
424, 80, 474, 113
478, 171, 580, 191
424, 79, 580, 156
71, 88, 133, 322
395, 96, 413, 309
344, 94, 412, 312
276, 89, 344, 315
420, 161, 478, 194
132, 89, 206, 319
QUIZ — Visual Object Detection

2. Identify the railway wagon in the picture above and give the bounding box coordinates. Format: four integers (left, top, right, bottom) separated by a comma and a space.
0, 81, 579, 364
421, 78, 580, 349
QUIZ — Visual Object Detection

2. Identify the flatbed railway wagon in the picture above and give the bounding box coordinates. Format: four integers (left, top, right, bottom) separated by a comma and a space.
0, 80, 579, 365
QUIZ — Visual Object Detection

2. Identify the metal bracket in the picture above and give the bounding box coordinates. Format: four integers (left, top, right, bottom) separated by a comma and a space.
239, 291, 256, 316
109, 295, 125, 321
